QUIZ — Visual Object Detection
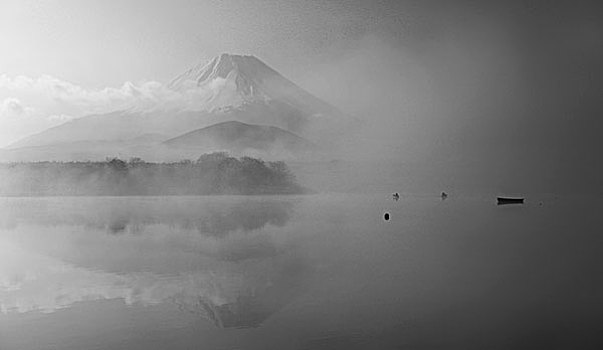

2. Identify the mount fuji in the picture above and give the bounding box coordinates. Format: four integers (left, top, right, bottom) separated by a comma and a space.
2, 54, 352, 161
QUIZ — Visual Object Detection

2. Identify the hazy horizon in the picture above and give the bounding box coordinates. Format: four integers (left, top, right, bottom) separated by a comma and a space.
1, 1, 600, 186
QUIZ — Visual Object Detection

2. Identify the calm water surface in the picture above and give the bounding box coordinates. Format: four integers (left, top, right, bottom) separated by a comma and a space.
0, 194, 601, 349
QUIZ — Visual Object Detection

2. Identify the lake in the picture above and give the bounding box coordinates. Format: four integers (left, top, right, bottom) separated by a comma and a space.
1, 194, 601, 349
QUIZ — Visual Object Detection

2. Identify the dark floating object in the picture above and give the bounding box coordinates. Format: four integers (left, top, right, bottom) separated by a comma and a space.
384, 212, 390, 221
441, 192, 448, 200
392, 193, 400, 201
497, 197, 524, 205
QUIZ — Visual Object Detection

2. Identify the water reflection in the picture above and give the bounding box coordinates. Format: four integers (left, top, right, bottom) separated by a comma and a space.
0, 196, 293, 236
0, 196, 304, 329
188, 201, 292, 237
174, 258, 305, 328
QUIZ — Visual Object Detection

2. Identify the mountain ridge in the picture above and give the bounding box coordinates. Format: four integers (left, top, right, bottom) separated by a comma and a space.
169, 53, 346, 119
4, 53, 352, 159
163, 120, 317, 159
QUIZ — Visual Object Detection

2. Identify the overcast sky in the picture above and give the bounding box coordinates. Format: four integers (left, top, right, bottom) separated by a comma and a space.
1, 0, 601, 183
0, 0, 417, 87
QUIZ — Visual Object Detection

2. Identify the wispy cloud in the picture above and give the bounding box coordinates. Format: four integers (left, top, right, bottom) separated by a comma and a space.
0, 74, 219, 147
1, 74, 167, 114
0, 97, 36, 118
0, 74, 224, 114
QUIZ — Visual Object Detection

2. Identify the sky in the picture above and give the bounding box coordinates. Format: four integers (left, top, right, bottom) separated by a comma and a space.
0, 0, 602, 187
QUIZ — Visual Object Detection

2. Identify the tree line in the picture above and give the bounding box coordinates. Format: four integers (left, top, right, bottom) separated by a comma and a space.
0, 152, 304, 196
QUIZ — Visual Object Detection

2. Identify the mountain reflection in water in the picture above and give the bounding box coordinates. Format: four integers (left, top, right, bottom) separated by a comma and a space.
2, 195, 601, 349
175, 258, 305, 328
0, 196, 304, 329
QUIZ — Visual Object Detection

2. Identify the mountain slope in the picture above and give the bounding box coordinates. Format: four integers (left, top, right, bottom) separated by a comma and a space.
164, 120, 316, 155
0, 133, 171, 162
169, 53, 345, 118
5, 53, 352, 157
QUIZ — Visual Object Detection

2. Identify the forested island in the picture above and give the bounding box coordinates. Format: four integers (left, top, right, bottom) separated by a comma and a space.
0, 152, 304, 196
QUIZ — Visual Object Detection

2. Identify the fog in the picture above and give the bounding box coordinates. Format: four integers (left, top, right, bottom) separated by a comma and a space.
1, 1, 601, 194
2, 2, 603, 349
293, 1, 603, 194
0, 154, 304, 196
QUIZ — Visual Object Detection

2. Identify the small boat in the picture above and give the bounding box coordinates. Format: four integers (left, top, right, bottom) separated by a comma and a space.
441, 192, 448, 200
497, 197, 524, 205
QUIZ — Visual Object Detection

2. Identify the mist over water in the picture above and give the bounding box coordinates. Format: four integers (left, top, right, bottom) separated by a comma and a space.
1, 194, 601, 349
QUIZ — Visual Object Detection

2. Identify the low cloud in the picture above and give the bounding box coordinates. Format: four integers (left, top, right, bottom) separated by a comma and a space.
46, 114, 75, 122
0, 95, 75, 147
0, 74, 220, 147
1, 74, 169, 114
0, 97, 36, 118
0, 74, 222, 115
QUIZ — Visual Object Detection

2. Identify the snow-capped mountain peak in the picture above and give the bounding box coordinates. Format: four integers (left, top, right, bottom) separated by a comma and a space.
5, 53, 351, 154
168, 53, 343, 116
169, 54, 276, 105
171, 54, 276, 84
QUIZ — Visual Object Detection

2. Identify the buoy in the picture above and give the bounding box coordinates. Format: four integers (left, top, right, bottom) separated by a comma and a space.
384, 212, 390, 221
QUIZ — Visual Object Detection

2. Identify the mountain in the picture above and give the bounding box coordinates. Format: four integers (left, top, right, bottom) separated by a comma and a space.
169, 53, 345, 120
0, 121, 317, 162
164, 121, 316, 157
0, 133, 171, 162
5, 54, 351, 157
